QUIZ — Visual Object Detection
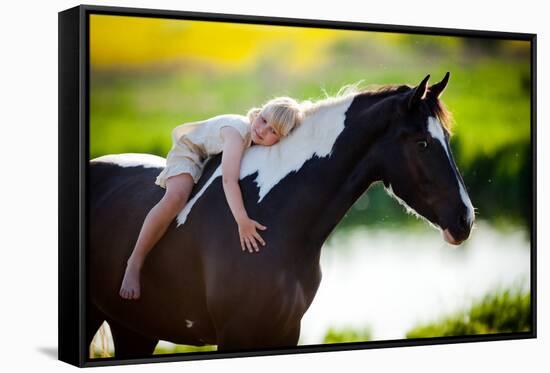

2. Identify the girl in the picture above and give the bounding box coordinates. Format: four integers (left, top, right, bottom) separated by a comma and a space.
119, 96, 304, 300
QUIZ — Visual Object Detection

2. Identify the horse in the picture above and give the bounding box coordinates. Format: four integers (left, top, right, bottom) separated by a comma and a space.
88, 73, 475, 358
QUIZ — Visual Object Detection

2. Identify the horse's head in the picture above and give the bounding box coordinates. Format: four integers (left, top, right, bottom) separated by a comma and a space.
371, 73, 475, 245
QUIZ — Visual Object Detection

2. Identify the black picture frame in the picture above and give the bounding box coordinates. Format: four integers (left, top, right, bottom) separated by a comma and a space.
58, 4, 537, 368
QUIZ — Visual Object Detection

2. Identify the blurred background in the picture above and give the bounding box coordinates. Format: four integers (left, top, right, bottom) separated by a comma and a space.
88, 14, 532, 357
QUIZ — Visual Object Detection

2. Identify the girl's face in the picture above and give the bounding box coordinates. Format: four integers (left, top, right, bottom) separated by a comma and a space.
250, 112, 282, 146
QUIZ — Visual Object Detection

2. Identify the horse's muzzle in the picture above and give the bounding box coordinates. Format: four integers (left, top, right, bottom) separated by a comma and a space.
443, 228, 463, 245
442, 212, 473, 245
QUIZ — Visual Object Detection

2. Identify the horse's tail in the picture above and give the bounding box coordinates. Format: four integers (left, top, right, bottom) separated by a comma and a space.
89, 323, 113, 358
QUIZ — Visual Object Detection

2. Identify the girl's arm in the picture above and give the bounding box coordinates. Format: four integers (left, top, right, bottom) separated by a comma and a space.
220, 127, 267, 253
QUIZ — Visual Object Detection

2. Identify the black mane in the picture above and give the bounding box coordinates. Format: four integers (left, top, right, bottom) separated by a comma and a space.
355, 83, 453, 133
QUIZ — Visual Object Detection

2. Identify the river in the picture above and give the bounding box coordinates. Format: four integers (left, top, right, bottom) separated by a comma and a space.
299, 220, 531, 344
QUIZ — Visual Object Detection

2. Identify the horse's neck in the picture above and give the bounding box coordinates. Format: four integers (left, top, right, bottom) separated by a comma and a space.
278, 95, 384, 252
299, 155, 380, 251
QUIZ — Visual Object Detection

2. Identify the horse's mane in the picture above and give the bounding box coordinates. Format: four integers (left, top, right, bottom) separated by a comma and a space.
298, 82, 362, 117
299, 81, 453, 134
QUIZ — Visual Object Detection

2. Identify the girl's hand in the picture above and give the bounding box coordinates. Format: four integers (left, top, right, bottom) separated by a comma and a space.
238, 218, 267, 253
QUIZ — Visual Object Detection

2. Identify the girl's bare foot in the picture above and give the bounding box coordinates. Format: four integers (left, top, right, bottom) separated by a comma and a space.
119, 262, 141, 300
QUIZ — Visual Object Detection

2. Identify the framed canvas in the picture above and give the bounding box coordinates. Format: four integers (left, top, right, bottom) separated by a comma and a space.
58, 4, 537, 368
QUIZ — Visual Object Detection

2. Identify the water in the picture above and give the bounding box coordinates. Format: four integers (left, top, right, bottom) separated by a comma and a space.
299, 220, 530, 344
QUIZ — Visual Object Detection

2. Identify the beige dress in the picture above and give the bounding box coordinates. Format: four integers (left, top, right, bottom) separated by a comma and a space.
155, 114, 253, 188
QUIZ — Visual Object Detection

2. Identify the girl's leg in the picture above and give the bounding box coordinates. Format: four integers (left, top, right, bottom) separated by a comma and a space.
119, 173, 194, 300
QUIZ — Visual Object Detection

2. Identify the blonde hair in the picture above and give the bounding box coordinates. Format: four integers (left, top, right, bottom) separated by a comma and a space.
246, 96, 304, 137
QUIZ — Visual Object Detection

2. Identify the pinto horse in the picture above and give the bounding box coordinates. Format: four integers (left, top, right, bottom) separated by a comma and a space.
88, 73, 474, 358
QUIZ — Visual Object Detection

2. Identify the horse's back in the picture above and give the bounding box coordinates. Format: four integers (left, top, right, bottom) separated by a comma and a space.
90, 155, 166, 247
90, 154, 165, 204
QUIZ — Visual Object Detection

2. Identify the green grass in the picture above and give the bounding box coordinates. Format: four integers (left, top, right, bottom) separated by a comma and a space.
323, 326, 372, 344
406, 288, 531, 339
153, 344, 217, 355
90, 58, 530, 162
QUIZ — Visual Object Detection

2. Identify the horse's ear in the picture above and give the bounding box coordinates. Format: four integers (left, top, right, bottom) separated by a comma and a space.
429, 72, 450, 99
408, 74, 430, 109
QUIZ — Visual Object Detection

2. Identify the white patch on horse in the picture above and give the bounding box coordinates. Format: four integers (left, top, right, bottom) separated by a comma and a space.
185, 320, 194, 328
91, 153, 166, 168
427, 117, 475, 225
175, 96, 355, 227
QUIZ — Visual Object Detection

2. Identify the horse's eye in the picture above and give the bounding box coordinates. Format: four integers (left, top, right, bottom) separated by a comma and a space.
417, 140, 428, 149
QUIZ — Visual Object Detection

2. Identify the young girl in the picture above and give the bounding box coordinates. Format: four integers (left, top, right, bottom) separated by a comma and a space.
119, 96, 304, 300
